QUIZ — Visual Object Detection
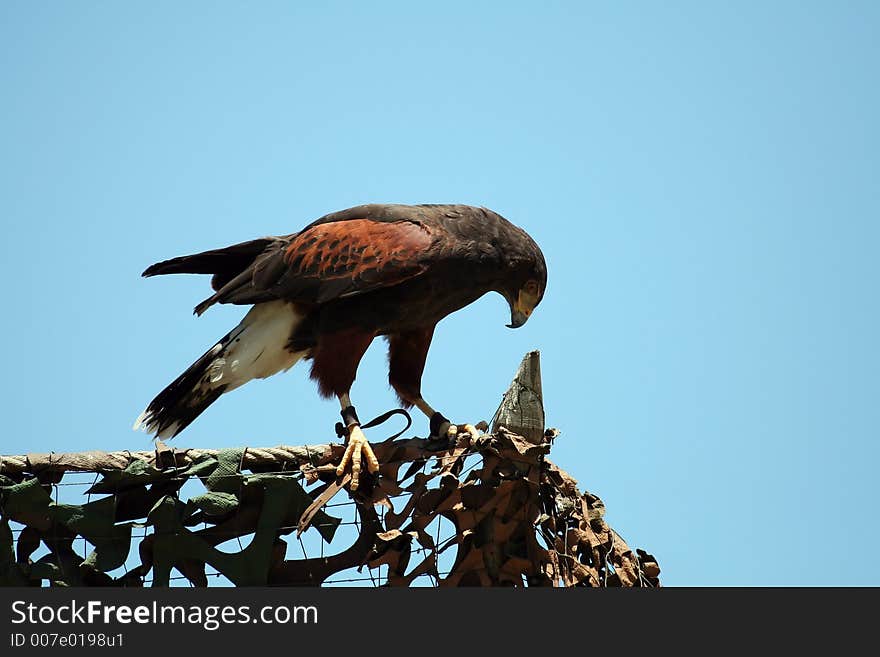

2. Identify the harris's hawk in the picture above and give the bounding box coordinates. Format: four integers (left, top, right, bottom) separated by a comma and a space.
134, 204, 547, 488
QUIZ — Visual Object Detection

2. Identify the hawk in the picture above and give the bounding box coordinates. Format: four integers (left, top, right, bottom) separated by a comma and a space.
134, 204, 547, 489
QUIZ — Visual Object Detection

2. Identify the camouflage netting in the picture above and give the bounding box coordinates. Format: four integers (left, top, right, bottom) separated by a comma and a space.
0, 352, 660, 587
0, 427, 660, 587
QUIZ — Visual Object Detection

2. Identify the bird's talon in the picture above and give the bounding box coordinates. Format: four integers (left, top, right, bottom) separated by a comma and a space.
336, 424, 379, 491
431, 420, 479, 441
465, 423, 483, 440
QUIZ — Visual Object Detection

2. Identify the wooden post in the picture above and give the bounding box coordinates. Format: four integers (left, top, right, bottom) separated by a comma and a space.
491, 350, 545, 445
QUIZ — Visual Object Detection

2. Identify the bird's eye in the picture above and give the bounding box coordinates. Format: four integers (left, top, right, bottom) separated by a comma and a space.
524, 280, 539, 295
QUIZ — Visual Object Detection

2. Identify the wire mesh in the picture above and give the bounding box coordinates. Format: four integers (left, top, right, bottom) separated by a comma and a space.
0, 431, 660, 588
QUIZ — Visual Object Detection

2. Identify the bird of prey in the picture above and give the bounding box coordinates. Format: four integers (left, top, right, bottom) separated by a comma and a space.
134, 203, 547, 489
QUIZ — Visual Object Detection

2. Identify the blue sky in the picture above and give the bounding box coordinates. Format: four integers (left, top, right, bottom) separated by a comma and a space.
2, 1, 878, 586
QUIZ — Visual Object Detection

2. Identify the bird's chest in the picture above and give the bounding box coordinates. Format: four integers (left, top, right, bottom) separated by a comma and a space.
321, 267, 494, 335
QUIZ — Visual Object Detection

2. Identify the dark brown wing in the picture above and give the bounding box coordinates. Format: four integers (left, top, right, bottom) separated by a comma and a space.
194, 216, 436, 314
141, 237, 278, 291
276, 218, 434, 302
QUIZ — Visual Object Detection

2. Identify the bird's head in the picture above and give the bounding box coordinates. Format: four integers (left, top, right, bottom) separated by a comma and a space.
501, 235, 547, 329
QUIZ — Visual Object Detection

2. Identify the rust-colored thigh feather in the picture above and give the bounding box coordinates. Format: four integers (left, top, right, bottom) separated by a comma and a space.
309, 328, 376, 398
387, 326, 435, 407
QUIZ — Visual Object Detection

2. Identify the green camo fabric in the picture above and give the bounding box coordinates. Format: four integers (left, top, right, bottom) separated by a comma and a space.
0, 449, 340, 587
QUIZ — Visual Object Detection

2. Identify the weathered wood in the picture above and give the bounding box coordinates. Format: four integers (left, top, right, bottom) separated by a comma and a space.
491, 350, 545, 444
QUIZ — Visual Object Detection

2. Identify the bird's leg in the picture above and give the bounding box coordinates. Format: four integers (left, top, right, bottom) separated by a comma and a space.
413, 398, 451, 437
335, 393, 379, 491
385, 328, 481, 441
412, 397, 480, 441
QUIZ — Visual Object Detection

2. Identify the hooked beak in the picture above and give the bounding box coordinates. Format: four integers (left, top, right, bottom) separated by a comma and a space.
506, 287, 537, 329
507, 309, 529, 329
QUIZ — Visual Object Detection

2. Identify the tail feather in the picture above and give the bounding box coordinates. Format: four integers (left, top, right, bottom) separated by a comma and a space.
134, 300, 306, 439
133, 328, 241, 439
